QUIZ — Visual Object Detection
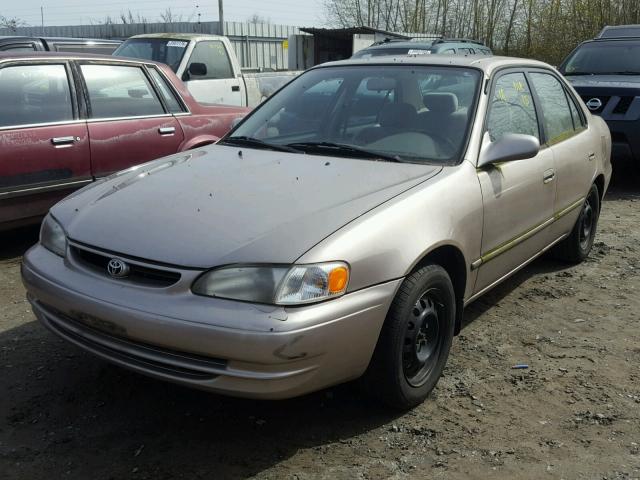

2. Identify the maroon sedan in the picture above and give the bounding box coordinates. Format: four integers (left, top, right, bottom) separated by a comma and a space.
0, 52, 248, 230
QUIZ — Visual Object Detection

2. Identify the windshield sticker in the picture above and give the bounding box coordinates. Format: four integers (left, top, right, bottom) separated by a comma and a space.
408, 49, 431, 55
167, 41, 188, 48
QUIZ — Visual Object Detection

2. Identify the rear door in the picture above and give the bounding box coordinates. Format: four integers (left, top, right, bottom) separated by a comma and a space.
527, 71, 596, 239
183, 40, 243, 106
0, 61, 90, 226
79, 62, 184, 176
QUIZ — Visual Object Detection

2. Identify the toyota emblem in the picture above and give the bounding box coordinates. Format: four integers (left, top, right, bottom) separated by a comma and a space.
107, 258, 130, 278
585, 98, 603, 111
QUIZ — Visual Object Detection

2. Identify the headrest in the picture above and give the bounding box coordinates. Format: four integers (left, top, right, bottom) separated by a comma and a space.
379, 103, 417, 128
423, 92, 458, 114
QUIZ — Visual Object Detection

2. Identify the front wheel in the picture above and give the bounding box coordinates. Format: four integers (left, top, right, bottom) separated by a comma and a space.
362, 264, 455, 409
554, 184, 600, 263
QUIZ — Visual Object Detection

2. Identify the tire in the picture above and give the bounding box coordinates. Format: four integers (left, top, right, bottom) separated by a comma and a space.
362, 264, 456, 409
554, 184, 600, 263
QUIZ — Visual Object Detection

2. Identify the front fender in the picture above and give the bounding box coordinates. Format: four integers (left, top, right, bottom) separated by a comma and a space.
297, 161, 484, 302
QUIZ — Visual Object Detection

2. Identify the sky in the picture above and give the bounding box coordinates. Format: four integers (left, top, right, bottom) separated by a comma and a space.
2, 0, 327, 28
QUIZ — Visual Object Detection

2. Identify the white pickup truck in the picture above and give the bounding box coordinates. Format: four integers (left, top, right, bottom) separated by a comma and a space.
113, 33, 300, 107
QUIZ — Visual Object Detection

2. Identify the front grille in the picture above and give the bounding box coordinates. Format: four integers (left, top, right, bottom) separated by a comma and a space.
71, 245, 181, 288
613, 96, 634, 114
39, 303, 227, 380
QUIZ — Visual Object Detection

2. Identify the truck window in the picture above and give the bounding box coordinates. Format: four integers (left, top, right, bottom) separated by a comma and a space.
114, 39, 188, 73
0, 64, 73, 127
187, 41, 233, 80
81, 64, 165, 119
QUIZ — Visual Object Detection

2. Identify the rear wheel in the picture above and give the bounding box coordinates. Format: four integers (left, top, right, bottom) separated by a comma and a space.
555, 184, 600, 263
362, 264, 455, 409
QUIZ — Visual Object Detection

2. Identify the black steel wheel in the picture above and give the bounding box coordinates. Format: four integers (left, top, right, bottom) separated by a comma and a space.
555, 183, 600, 263
362, 264, 456, 409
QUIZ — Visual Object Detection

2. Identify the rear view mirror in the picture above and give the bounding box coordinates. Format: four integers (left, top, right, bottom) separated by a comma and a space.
188, 62, 208, 76
478, 133, 540, 168
366, 77, 395, 91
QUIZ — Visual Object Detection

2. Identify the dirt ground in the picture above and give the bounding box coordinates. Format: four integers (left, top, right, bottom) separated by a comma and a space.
1, 166, 639, 480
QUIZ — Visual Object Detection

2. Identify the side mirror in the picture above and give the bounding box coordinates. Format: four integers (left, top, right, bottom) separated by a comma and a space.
188, 62, 207, 76
478, 133, 540, 168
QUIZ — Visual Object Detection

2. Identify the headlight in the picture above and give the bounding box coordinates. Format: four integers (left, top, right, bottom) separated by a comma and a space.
40, 214, 67, 257
192, 262, 350, 305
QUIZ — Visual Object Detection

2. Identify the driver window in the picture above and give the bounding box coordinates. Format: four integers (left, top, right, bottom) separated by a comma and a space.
487, 72, 539, 142
187, 41, 233, 79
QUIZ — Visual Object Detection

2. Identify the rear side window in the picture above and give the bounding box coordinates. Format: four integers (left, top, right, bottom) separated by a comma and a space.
54, 43, 120, 55
0, 44, 37, 52
487, 72, 539, 141
566, 91, 586, 129
529, 73, 575, 144
148, 67, 185, 113
187, 41, 233, 80
81, 64, 165, 119
0, 64, 73, 128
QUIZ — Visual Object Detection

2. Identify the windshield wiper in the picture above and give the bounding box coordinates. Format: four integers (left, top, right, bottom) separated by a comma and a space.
286, 141, 403, 162
220, 136, 302, 153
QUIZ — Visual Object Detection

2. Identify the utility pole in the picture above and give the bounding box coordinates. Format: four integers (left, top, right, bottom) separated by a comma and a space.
41, 6, 44, 35
218, 0, 224, 36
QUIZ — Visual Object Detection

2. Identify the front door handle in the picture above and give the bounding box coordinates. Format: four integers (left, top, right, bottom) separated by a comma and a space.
158, 127, 176, 135
231, 85, 240, 92
588, 152, 596, 161
543, 169, 556, 184
51, 136, 76, 145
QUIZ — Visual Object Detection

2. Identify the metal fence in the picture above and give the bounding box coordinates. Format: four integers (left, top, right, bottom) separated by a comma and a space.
0, 21, 299, 70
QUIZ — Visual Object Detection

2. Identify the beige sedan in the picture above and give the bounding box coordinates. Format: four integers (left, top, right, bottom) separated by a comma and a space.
22, 55, 611, 409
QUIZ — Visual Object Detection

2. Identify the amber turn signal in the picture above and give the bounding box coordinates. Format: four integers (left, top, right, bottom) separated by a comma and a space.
328, 266, 349, 294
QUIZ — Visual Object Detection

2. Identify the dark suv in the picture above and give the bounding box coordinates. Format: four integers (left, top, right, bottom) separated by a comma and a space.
351, 38, 492, 59
559, 29, 640, 167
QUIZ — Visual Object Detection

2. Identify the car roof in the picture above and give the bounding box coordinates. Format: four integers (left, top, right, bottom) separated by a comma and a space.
129, 33, 225, 42
0, 50, 160, 65
318, 55, 550, 75
363, 41, 435, 50
0, 36, 120, 43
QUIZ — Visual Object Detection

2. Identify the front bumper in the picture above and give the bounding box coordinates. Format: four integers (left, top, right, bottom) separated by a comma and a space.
21, 244, 400, 399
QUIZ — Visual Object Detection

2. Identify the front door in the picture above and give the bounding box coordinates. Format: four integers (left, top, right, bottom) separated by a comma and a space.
79, 63, 184, 177
0, 62, 91, 226
474, 71, 557, 294
184, 40, 243, 106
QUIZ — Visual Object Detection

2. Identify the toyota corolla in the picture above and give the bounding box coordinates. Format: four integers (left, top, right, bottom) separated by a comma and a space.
22, 56, 611, 409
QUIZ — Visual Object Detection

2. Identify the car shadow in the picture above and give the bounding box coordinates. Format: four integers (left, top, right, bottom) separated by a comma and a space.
0, 225, 39, 261
0, 319, 403, 479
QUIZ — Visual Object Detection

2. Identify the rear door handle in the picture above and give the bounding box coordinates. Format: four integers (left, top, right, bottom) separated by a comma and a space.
588, 152, 596, 161
158, 127, 176, 135
51, 136, 76, 145
543, 169, 556, 184
231, 85, 240, 92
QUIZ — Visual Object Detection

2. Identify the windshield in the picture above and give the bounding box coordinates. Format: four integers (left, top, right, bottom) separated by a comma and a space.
114, 38, 189, 72
561, 40, 640, 75
228, 65, 481, 165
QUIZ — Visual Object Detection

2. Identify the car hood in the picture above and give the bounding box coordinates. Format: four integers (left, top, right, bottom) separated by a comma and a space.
566, 75, 640, 91
52, 146, 441, 268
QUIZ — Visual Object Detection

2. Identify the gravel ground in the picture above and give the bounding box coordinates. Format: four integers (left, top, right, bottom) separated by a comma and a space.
1, 167, 639, 480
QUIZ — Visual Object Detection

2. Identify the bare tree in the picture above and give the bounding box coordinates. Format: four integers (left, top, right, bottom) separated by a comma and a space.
0, 15, 26, 32
247, 13, 271, 24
